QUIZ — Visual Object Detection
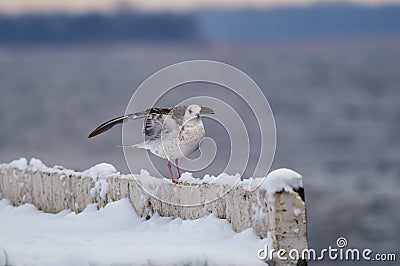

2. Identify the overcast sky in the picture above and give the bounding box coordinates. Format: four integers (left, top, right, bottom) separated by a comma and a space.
0, 0, 398, 14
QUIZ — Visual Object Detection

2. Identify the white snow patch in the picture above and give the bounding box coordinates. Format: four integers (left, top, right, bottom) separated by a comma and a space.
211, 173, 241, 186
90, 181, 101, 198
4, 159, 119, 180
139, 169, 151, 178
139, 194, 149, 210
179, 172, 198, 183
99, 180, 109, 201
263, 168, 303, 198
2, 157, 70, 175
179, 172, 240, 186
7, 158, 28, 171
82, 163, 118, 181
241, 177, 266, 191
0, 199, 270, 266
29, 158, 46, 172
90, 179, 109, 200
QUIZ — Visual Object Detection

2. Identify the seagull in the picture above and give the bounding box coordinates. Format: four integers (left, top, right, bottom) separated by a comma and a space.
88, 104, 214, 184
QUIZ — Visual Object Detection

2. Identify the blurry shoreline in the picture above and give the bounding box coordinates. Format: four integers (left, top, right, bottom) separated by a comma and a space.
1, 35, 400, 51
1, 3, 400, 45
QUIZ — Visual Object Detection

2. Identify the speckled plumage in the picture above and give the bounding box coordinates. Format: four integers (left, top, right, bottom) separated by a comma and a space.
135, 105, 206, 160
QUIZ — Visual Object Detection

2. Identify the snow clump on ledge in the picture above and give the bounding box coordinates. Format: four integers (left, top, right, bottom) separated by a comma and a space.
263, 168, 303, 195
1, 157, 120, 180
83, 163, 118, 181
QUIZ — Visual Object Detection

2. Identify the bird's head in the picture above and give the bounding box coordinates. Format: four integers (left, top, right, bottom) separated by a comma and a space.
184, 104, 202, 120
183, 104, 214, 121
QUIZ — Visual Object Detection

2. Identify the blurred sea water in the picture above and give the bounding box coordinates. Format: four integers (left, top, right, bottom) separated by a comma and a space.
0, 38, 399, 264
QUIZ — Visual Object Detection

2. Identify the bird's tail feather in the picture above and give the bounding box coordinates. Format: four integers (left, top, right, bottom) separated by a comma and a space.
117, 143, 146, 149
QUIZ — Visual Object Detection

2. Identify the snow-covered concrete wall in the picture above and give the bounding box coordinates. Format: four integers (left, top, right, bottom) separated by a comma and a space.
0, 158, 308, 266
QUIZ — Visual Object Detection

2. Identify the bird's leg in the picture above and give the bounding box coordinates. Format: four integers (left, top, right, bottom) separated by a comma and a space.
168, 161, 178, 184
175, 158, 181, 178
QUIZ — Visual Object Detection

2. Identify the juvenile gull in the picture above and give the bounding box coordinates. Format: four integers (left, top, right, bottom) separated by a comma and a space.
88, 104, 214, 183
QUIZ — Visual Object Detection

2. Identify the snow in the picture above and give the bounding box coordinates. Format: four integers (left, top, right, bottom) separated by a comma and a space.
82, 163, 118, 181
99, 179, 109, 200
7, 158, 27, 171
2, 158, 303, 199
179, 172, 241, 186
29, 158, 46, 172
0, 199, 270, 266
139, 169, 151, 178
89, 181, 101, 198
241, 177, 266, 191
263, 168, 303, 198
2, 157, 121, 181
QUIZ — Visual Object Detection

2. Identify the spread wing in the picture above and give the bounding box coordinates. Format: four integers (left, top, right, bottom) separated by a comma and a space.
88, 105, 213, 139
88, 107, 183, 138
88, 110, 149, 138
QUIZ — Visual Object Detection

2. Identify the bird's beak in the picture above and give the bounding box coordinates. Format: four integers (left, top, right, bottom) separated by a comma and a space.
200, 106, 215, 115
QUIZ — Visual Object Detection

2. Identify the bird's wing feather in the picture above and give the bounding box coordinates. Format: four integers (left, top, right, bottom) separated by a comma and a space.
143, 108, 182, 139
88, 110, 149, 138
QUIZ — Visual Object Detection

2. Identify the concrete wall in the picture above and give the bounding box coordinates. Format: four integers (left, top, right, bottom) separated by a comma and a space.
0, 160, 308, 266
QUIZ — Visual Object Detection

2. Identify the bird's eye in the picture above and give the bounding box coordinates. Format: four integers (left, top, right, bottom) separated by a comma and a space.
188, 109, 192, 114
